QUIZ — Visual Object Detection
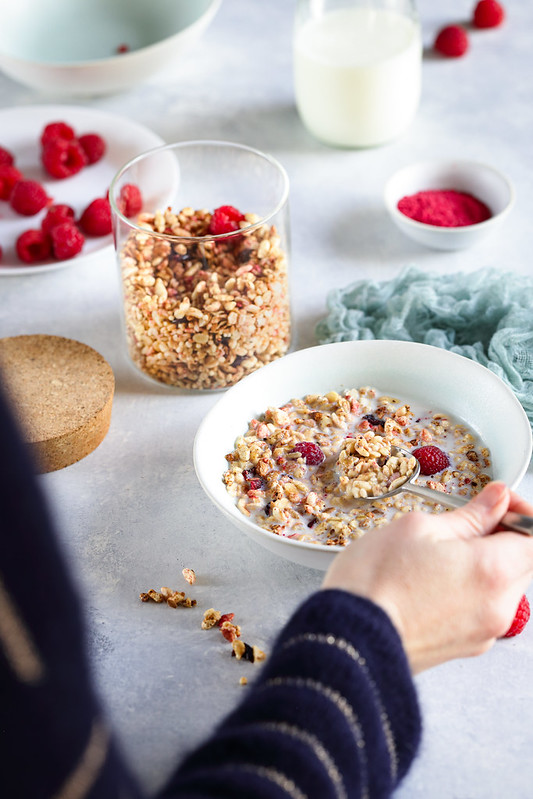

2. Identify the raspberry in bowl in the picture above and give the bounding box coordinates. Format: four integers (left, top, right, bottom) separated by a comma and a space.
109, 140, 292, 391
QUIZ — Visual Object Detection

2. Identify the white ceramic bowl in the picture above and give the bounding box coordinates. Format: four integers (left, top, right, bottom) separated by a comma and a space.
194, 340, 532, 571
384, 160, 514, 251
0, 0, 221, 96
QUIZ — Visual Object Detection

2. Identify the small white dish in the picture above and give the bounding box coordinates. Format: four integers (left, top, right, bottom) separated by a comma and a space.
194, 340, 532, 571
0, 105, 164, 276
384, 160, 514, 251
0, 0, 221, 96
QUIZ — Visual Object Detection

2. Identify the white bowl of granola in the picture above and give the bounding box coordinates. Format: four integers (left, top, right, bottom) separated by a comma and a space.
194, 340, 532, 570
0, 0, 221, 96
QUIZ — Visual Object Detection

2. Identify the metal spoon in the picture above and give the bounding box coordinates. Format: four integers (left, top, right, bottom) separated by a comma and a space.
365, 445, 533, 537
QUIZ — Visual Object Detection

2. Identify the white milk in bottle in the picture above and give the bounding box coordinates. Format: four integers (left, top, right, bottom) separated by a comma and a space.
294, 5, 422, 147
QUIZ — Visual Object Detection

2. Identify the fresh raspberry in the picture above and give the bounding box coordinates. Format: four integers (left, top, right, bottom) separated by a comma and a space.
208, 205, 245, 235
117, 183, 143, 217
10, 179, 50, 216
292, 442, 326, 466
40, 121, 76, 148
502, 595, 530, 638
16, 229, 52, 264
0, 165, 23, 200
41, 139, 88, 179
0, 146, 14, 166
41, 204, 76, 235
434, 25, 469, 57
79, 197, 112, 236
412, 445, 450, 476
473, 0, 505, 28
78, 133, 106, 165
50, 222, 85, 260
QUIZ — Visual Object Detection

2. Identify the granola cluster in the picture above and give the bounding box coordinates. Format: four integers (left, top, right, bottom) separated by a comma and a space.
118, 207, 291, 390
223, 386, 492, 547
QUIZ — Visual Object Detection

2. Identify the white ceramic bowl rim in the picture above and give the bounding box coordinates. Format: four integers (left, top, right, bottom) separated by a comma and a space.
194, 340, 533, 565
384, 159, 515, 234
109, 139, 290, 240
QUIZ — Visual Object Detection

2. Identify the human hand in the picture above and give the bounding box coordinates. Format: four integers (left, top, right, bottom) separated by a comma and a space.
322, 482, 533, 674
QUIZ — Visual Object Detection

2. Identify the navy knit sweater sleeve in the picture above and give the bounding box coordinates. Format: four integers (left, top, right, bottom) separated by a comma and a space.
0, 379, 421, 799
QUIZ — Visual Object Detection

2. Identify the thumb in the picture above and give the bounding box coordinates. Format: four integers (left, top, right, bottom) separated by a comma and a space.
443, 481, 510, 540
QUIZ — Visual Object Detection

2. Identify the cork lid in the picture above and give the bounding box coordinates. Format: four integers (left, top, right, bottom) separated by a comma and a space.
0, 334, 115, 473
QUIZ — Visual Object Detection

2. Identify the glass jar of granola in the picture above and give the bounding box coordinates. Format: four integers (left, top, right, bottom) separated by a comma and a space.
109, 140, 292, 391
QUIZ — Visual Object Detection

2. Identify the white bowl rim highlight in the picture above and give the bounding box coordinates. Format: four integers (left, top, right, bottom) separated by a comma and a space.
194, 340, 532, 565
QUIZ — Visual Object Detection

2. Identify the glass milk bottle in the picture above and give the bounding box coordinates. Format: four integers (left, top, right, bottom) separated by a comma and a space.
293, 0, 422, 148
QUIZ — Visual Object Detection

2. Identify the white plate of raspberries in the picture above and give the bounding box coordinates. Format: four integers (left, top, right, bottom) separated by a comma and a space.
0, 104, 164, 275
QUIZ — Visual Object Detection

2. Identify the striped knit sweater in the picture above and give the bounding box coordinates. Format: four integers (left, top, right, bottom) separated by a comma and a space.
0, 382, 421, 798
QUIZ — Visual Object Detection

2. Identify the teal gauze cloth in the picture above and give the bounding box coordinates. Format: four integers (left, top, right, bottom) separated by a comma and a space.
315, 266, 533, 430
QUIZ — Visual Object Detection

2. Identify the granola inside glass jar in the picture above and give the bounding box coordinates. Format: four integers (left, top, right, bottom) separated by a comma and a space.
109, 141, 291, 391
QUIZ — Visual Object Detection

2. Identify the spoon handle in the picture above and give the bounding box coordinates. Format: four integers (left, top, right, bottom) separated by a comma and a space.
404, 484, 533, 536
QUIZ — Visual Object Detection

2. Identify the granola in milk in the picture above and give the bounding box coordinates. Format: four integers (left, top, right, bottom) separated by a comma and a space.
118, 206, 291, 390
223, 386, 492, 547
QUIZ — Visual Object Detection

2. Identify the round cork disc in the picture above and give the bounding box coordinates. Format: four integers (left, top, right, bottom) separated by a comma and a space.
0, 335, 115, 473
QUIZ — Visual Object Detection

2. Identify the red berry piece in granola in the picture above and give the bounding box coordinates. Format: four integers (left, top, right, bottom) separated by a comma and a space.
473, 0, 505, 28
50, 222, 85, 260
434, 25, 469, 57
118, 183, 143, 217
292, 442, 326, 465
10, 179, 51, 216
41, 204, 76, 234
79, 197, 112, 236
16, 229, 52, 264
412, 445, 450, 476
42, 139, 88, 179
79, 133, 106, 165
502, 595, 530, 638
208, 205, 245, 235
40, 121, 76, 148
0, 165, 23, 200
0, 146, 15, 167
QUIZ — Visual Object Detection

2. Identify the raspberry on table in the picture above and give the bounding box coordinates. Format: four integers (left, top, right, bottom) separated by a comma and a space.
434, 25, 469, 57
0, 146, 15, 167
208, 205, 245, 235
10, 179, 50, 216
292, 442, 326, 466
79, 197, 112, 236
41, 204, 76, 235
473, 0, 505, 28
40, 121, 76, 148
79, 133, 106, 165
0, 165, 23, 200
411, 445, 450, 476
50, 222, 85, 260
502, 595, 530, 638
16, 229, 52, 264
117, 183, 143, 217
41, 139, 88, 179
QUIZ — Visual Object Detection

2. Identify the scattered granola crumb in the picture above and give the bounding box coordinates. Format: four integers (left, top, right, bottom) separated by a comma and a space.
182, 567, 196, 585
239, 676, 248, 686
231, 640, 266, 663
202, 608, 222, 629
220, 621, 241, 642
140, 586, 196, 608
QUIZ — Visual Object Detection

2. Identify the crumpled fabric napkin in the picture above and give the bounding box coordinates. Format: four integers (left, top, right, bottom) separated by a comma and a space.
315, 266, 533, 430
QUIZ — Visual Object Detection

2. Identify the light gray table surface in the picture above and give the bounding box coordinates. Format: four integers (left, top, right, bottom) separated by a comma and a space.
1, 1, 532, 797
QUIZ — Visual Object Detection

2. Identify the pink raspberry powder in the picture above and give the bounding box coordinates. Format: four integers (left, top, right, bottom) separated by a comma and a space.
397, 190, 492, 227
